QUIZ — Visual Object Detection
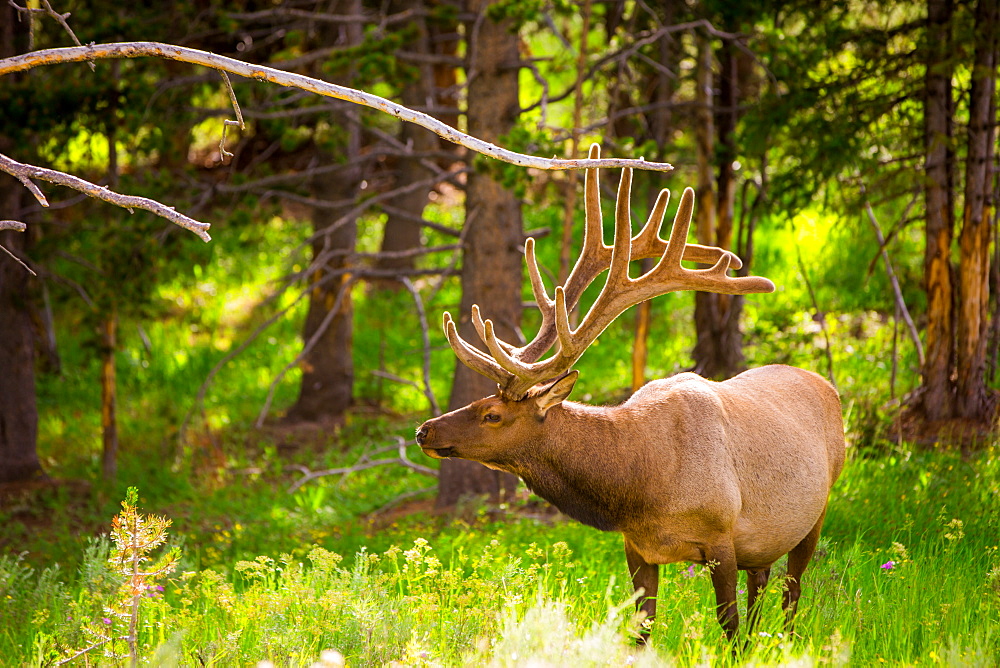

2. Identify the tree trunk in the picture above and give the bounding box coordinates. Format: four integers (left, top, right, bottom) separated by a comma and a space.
285, 0, 362, 424
100, 311, 119, 481
692, 31, 745, 379
0, 2, 44, 485
921, 0, 956, 421
375, 0, 442, 279
0, 226, 44, 485
631, 0, 678, 392
436, 0, 521, 508
955, 0, 998, 420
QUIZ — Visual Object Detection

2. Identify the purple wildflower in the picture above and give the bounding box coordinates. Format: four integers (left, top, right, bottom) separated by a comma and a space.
683, 564, 697, 578
881, 560, 896, 570
102, 617, 112, 625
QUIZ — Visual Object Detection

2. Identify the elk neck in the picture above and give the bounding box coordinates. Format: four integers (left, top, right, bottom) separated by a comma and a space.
498, 400, 656, 532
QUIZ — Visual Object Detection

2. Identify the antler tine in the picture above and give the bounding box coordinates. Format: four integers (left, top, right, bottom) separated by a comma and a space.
471, 305, 514, 354
632, 187, 745, 270
646, 187, 775, 295
632, 187, 670, 256
442, 312, 512, 387
663, 186, 695, 268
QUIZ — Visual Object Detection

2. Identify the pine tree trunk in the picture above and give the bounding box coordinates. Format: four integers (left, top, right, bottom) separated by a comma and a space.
286, 0, 362, 424
436, 0, 521, 508
375, 0, 441, 280
955, 0, 998, 421
921, 0, 957, 421
692, 32, 745, 379
0, 4, 44, 485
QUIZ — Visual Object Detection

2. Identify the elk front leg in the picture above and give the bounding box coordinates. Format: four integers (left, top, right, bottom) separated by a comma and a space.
706, 542, 739, 640
624, 539, 659, 644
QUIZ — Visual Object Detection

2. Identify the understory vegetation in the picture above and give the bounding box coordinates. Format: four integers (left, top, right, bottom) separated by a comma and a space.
2, 197, 999, 666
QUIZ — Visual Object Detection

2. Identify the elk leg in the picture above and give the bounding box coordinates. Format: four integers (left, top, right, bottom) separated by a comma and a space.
624, 540, 659, 644
706, 542, 739, 640
783, 509, 827, 629
746, 567, 771, 630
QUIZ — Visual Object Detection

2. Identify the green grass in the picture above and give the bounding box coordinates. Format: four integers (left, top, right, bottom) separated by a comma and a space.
3, 199, 996, 665
3, 447, 999, 665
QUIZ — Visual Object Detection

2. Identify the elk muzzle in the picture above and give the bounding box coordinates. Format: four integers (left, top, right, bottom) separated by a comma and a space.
415, 421, 453, 459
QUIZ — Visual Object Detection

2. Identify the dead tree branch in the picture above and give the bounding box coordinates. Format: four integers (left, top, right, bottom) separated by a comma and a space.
287, 437, 437, 493
0, 42, 674, 173
0, 220, 27, 232
863, 196, 925, 366
0, 152, 212, 241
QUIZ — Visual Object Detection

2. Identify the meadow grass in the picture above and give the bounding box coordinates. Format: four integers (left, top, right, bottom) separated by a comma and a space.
3, 443, 999, 666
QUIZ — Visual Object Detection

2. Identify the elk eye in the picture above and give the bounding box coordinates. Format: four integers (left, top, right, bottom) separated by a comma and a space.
483, 413, 501, 424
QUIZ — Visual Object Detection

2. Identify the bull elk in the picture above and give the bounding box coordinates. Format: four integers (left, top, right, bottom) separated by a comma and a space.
416, 145, 846, 642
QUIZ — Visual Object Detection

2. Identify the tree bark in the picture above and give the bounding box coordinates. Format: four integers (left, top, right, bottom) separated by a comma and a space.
436, 0, 521, 507
285, 0, 363, 424
0, 224, 44, 484
0, 1, 44, 485
631, 0, 678, 392
921, 0, 956, 421
955, 0, 998, 420
692, 31, 745, 379
375, 0, 444, 279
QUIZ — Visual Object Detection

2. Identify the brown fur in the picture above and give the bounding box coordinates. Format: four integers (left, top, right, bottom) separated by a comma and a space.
417, 364, 845, 641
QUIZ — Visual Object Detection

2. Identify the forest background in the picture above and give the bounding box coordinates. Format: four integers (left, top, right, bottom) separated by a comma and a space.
1, 0, 999, 665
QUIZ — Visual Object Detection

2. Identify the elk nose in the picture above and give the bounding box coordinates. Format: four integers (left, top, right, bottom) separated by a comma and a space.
415, 425, 429, 445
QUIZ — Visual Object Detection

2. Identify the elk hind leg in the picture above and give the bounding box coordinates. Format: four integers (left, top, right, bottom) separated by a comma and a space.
625, 541, 659, 644
783, 509, 827, 629
746, 567, 771, 631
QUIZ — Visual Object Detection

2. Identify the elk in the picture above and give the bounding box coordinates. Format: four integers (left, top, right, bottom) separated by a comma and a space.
416, 145, 846, 642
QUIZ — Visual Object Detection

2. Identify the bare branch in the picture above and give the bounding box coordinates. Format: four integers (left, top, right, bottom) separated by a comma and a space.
0, 42, 674, 173
862, 194, 924, 366
0, 244, 36, 275
0, 152, 211, 241
0, 220, 27, 232
288, 437, 437, 493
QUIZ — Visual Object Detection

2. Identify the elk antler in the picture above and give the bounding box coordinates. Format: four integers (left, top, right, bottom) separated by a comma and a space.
444, 144, 776, 399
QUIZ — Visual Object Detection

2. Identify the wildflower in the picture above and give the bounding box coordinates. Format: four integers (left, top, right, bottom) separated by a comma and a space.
881, 560, 895, 570
101, 617, 112, 625
683, 564, 697, 578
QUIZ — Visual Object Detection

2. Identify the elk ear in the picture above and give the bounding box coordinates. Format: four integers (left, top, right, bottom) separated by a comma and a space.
534, 370, 579, 415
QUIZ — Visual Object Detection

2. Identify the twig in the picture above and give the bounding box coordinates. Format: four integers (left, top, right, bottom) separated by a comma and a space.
0, 242, 36, 276
0, 42, 674, 173
862, 196, 924, 366
255, 275, 359, 427
8, 0, 94, 69
218, 71, 245, 161
287, 437, 437, 493
0, 152, 211, 241
790, 221, 837, 389
369, 486, 436, 516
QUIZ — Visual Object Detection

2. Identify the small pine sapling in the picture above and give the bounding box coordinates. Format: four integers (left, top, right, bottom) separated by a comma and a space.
57, 487, 180, 667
